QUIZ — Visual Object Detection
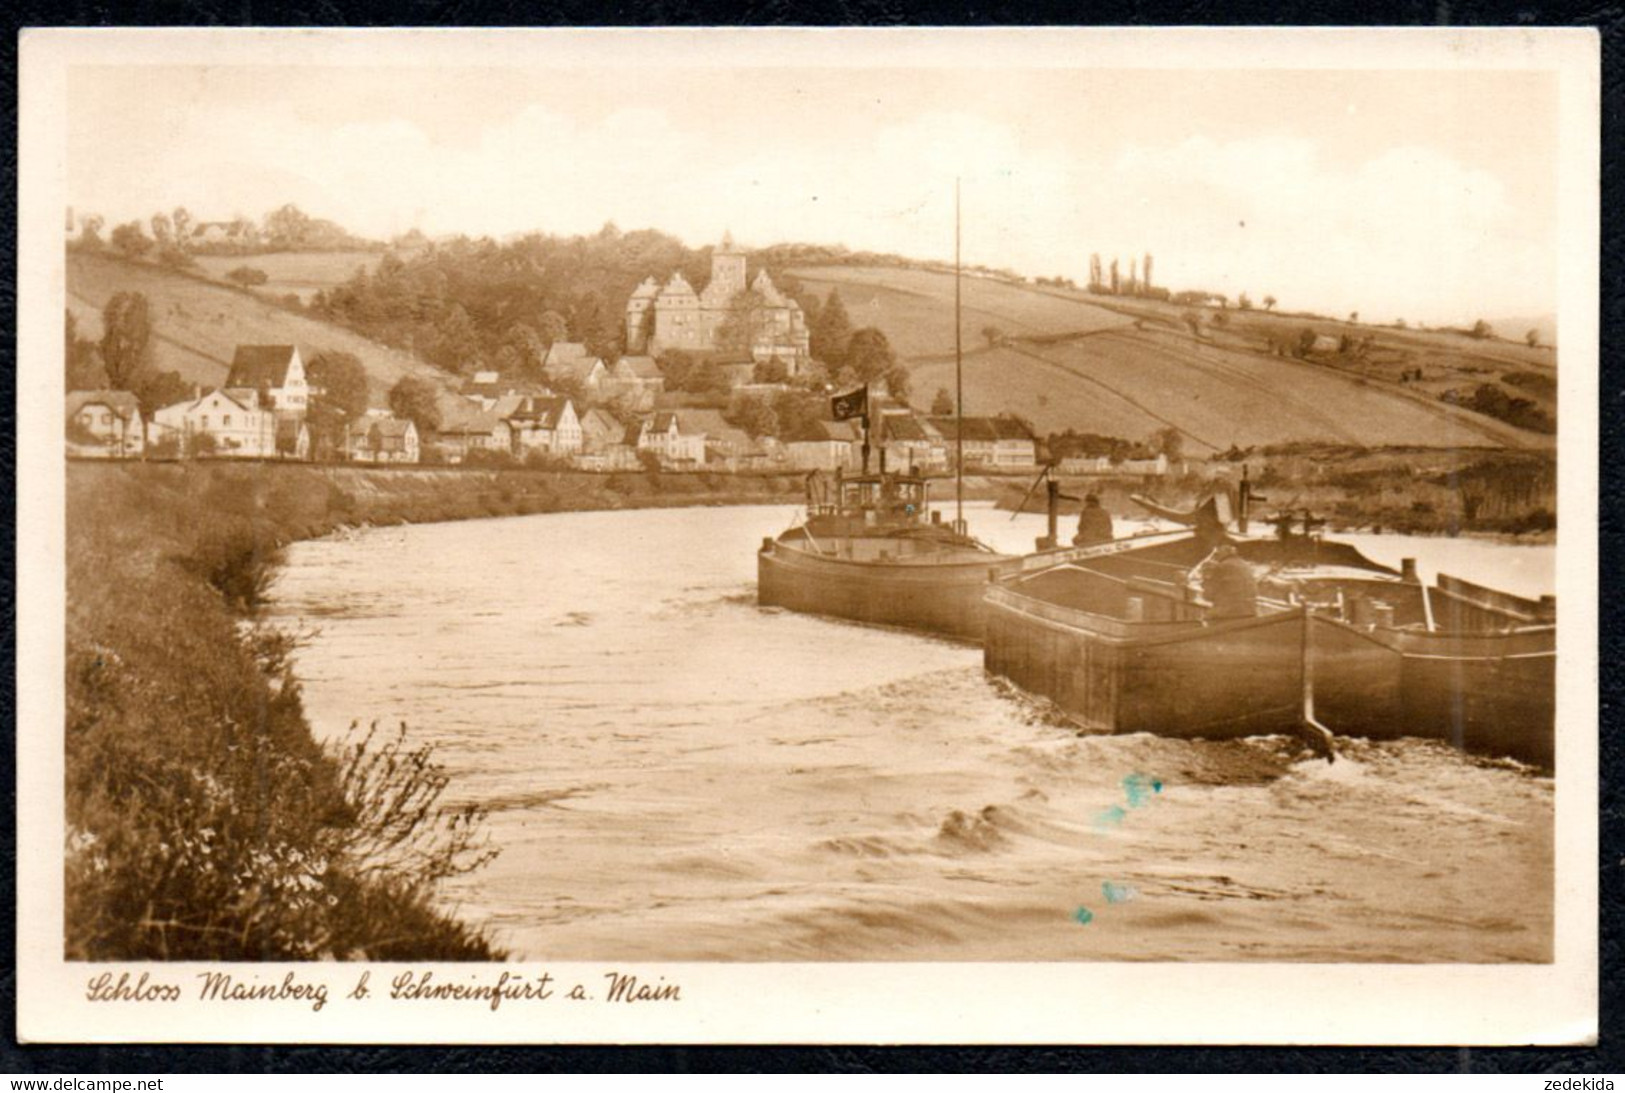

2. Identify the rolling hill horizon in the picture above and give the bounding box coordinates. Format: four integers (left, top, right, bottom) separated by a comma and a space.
790, 265, 1556, 453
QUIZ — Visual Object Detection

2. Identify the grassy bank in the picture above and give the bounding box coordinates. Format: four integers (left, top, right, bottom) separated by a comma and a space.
63, 461, 848, 959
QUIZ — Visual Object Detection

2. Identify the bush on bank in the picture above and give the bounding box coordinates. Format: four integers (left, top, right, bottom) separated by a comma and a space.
65, 465, 502, 959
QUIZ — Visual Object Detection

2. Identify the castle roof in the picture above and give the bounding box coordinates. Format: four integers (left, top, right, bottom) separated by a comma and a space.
630, 277, 660, 300
660, 273, 697, 298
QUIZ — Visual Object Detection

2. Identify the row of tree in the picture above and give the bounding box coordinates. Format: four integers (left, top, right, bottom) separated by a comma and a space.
70, 203, 375, 259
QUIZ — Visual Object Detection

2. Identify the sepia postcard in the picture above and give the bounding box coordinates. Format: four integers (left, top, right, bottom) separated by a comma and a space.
16, 27, 1599, 1044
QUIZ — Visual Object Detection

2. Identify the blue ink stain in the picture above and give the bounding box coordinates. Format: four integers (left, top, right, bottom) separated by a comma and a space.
1094, 804, 1128, 829
1123, 773, 1162, 807
1073, 906, 1094, 925
1102, 881, 1137, 904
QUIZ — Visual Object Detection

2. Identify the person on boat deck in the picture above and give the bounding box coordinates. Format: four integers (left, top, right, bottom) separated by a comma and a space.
1201, 545, 1260, 619
1074, 493, 1114, 546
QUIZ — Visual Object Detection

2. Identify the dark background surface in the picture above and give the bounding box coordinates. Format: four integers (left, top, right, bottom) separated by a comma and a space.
2, 0, 1618, 1073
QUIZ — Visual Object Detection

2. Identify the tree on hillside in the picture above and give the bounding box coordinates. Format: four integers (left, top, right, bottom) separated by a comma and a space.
110, 221, 153, 260
430, 304, 481, 373
538, 310, 569, 348
812, 289, 853, 366
1526, 328, 1541, 348
65, 311, 108, 390
1143, 253, 1154, 290
226, 266, 270, 287
1349, 311, 1359, 324
150, 213, 173, 247
1263, 295, 1277, 312
1109, 258, 1120, 294
99, 292, 153, 391
845, 327, 910, 400
1470, 319, 1493, 340
717, 290, 770, 354
1295, 327, 1320, 358
931, 387, 955, 416
1182, 310, 1202, 338
134, 370, 192, 418
727, 394, 780, 438
264, 204, 314, 248
981, 325, 1005, 349
501, 322, 549, 377
306, 351, 370, 452
171, 207, 193, 245
1238, 293, 1253, 311
307, 351, 370, 419
74, 214, 105, 252
1088, 254, 1103, 289
752, 359, 790, 384
388, 376, 442, 436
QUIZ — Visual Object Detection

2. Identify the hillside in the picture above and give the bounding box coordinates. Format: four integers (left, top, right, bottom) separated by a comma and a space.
67, 252, 464, 414
790, 266, 1555, 452
189, 250, 390, 305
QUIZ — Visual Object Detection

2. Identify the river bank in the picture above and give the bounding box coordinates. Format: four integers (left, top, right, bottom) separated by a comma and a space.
61, 459, 1012, 959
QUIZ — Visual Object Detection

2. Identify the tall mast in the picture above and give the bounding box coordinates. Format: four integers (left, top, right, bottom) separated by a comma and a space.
954, 178, 964, 533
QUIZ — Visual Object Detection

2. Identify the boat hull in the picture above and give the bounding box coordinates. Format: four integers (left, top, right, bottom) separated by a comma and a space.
983, 584, 1307, 738
1310, 616, 1556, 766
758, 538, 1015, 642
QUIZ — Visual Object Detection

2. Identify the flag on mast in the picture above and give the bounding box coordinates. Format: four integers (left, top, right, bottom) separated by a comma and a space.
830, 385, 868, 421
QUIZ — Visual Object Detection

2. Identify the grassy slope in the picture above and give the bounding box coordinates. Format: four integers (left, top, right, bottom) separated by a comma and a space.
189, 250, 387, 305
68, 252, 465, 415
791, 266, 1554, 451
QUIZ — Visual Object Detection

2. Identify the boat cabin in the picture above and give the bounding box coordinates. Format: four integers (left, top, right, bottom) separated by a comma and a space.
803, 471, 938, 538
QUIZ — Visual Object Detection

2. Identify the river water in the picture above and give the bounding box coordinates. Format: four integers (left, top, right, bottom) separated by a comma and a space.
268, 504, 1554, 962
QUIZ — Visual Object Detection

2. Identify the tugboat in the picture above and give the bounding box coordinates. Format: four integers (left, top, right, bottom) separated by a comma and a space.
758, 178, 1025, 642
757, 466, 1017, 642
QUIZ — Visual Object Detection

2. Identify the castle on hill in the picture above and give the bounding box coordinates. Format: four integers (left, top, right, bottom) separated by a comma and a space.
625, 233, 810, 373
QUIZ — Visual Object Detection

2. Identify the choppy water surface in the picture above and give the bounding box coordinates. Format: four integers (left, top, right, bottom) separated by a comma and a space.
269, 504, 1554, 962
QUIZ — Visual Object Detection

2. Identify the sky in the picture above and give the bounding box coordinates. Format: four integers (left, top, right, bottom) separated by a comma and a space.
67, 61, 1560, 327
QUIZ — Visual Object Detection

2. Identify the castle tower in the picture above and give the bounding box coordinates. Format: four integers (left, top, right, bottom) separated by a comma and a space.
709, 231, 747, 301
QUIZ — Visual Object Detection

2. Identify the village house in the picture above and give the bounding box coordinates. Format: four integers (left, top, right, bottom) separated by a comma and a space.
624, 233, 810, 372
605, 356, 665, 410
153, 388, 277, 458
223, 345, 310, 416
1059, 453, 1175, 477
783, 420, 862, 472
276, 418, 311, 461
929, 416, 1037, 469
190, 220, 258, 249
66, 390, 145, 459
879, 413, 948, 474
494, 394, 581, 458
435, 410, 502, 463
348, 416, 420, 464
677, 408, 772, 471
543, 343, 611, 398
575, 408, 639, 471
634, 411, 708, 467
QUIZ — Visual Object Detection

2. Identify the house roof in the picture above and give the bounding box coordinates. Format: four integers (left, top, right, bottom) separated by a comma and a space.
66, 390, 142, 421
579, 407, 622, 434
613, 355, 662, 380
225, 345, 300, 389
786, 420, 858, 444
882, 415, 939, 443
928, 416, 1034, 442
630, 278, 660, 300
544, 342, 591, 366
372, 418, 415, 439
438, 409, 500, 436
503, 395, 573, 428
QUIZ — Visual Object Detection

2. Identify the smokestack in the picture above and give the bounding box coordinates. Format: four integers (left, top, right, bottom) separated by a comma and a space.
1401, 558, 1419, 583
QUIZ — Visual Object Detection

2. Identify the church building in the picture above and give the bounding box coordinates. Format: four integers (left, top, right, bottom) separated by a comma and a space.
625, 234, 810, 372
